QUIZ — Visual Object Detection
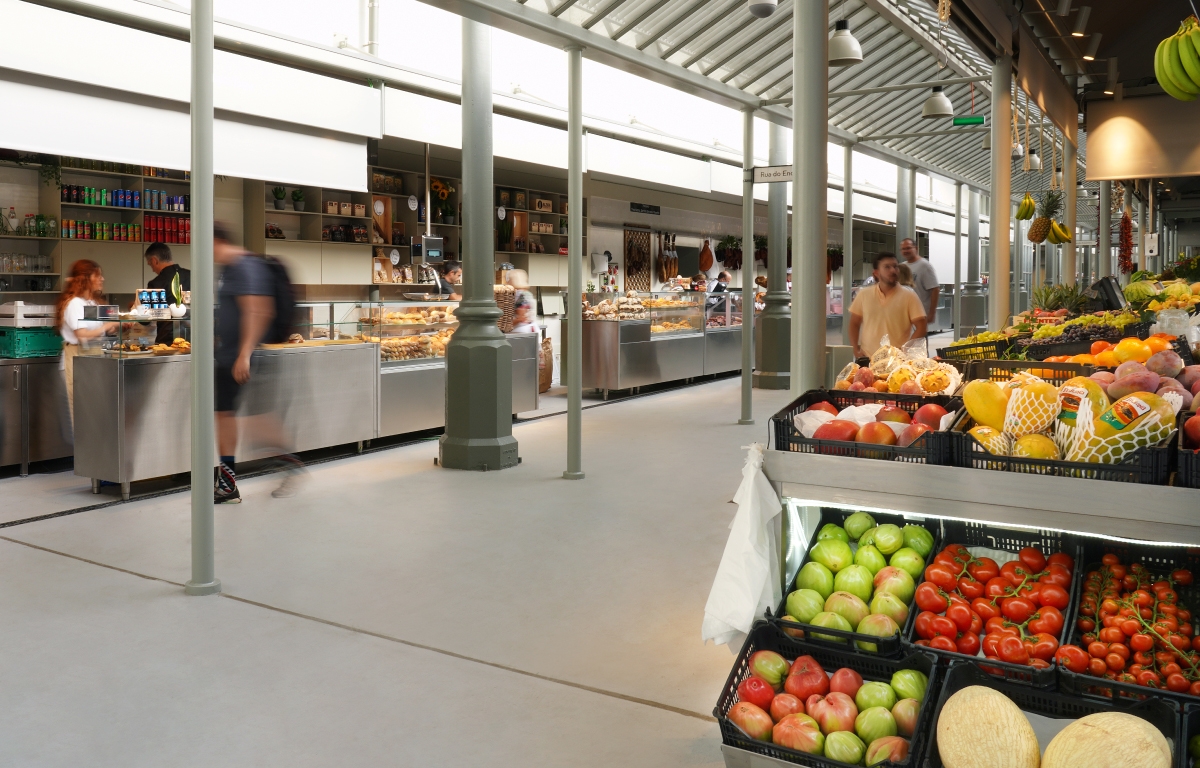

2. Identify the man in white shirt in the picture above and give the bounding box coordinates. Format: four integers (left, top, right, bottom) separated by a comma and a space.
900, 237, 940, 325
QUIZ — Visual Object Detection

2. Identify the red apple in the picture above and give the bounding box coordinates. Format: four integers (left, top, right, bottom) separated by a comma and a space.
772, 714, 825, 753
770, 693, 805, 723
737, 676, 776, 712
829, 668, 863, 699
806, 691, 858, 734
898, 422, 933, 448
813, 419, 861, 442
1184, 413, 1200, 449
912, 403, 949, 429
875, 406, 911, 424
727, 701, 774, 741
856, 422, 898, 446
808, 401, 839, 417
784, 655, 829, 700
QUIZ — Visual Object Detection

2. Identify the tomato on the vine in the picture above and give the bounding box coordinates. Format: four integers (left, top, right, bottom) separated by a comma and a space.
968, 611, 983, 635
1047, 552, 1074, 573
1000, 561, 1029, 587
1130, 633, 1154, 652
985, 616, 1011, 635
915, 582, 949, 613
1108, 642, 1129, 660
914, 610, 937, 640
1133, 651, 1154, 666
1136, 669, 1162, 687
1028, 606, 1064, 637
1018, 547, 1047, 573
1030, 633, 1059, 661
1054, 644, 1089, 673
925, 563, 959, 592
1173, 568, 1194, 586
1098, 627, 1124, 644
1001, 596, 1036, 624
1119, 619, 1141, 637
958, 577, 984, 600
972, 598, 1000, 621
1088, 657, 1108, 676
956, 631, 980, 656
985, 577, 1014, 599
1037, 583, 1069, 611
1167, 673, 1191, 692
997, 634, 1030, 664
930, 615, 958, 638
946, 603, 973, 633
929, 635, 957, 652
967, 557, 1000, 583
1101, 554, 1121, 566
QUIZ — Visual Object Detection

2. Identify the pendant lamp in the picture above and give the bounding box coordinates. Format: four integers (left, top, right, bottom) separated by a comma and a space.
829, 20, 863, 66
921, 86, 954, 118
1028, 148, 1042, 171
748, 0, 777, 18
982, 131, 991, 150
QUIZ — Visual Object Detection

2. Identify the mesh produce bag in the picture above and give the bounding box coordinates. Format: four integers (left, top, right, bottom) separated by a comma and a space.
1066, 390, 1182, 465
1001, 375, 1060, 438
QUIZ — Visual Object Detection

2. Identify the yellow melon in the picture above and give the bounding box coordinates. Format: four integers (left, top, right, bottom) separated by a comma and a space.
1057, 376, 1110, 428
1042, 711, 1170, 768
962, 380, 1010, 431
1094, 392, 1175, 440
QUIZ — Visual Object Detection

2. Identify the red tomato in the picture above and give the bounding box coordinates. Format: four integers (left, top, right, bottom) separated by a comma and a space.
1136, 669, 1162, 687
1054, 645, 1089, 673
1098, 627, 1124, 644
933, 551, 959, 568
1028, 607, 1064, 637
1028, 658, 1051, 669
1161, 662, 1182, 677
946, 603, 973, 632
1101, 554, 1120, 566
1119, 619, 1141, 637
984, 577, 1014, 599
997, 634, 1030, 664
914, 639, 930, 646
1130, 634, 1154, 652
1047, 551, 1074, 573
967, 557, 1000, 583
1161, 603, 1179, 617
1181, 623, 1194, 638
985, 616, 1010, 635
1018, 547, 1047, 573
931, 615, 958, 638
1001, 596, 1036, 623
1108, 564, 1127, 580
915, 583, 950, 613
914, 611, 937, 640
929, 635, 957, 652
1088, 657, 1108, 676
1077, 617, 1096, 633
1171, 634, 1191, 652
957, 577, 984, 600
1000, 560, 1027, 587
956, 631, 981, 656
982, 632, 1003, 658
969, 611, 983, 635
924, 563, 959, 592
1088, 641, 1109, 658
1133, 651, 1154, 667
972, 598, 1000, 621
1168, 673, 1192, 692
1192, 635, 1200, 653
1031, 633, 1059, 661
947, 594, 970, 608
1180, 609, 1193, 623
1190, 681, 1200, 696
1039, 564, 1072, 588
1108, 643, 1129, 660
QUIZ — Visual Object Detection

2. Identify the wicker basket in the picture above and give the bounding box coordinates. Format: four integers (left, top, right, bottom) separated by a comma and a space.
494, 284, 516, 333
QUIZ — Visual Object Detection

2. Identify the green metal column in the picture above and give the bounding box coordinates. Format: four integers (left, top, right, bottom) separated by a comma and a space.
790, 0, 828, 396
186, 0, 219, 596
440, 18, 518, 471
739, 108, 754, 424
755, 121, 790, 389
988, 54, 1012, 332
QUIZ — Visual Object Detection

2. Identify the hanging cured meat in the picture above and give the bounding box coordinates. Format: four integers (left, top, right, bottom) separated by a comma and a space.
699, 237, 714, 272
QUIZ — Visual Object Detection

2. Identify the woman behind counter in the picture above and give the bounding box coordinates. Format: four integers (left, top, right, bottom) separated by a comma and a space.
56, 259, 116, 426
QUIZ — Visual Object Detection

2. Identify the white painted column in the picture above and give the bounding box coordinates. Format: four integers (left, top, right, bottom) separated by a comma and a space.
988, 55, 1012, 331
842, 143, 854, 346
564, 45, 584, 479
1063, 136, 1077, 285
739, 108, 754, 424
953, 182, 962, 339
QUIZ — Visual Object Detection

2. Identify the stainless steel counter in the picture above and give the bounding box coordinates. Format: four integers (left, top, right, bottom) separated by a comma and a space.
703, 326, 743, 375
378, 332, 539, 438
568, 320, 710, 395
73, 343, 378, 495
0, 357, 73, 474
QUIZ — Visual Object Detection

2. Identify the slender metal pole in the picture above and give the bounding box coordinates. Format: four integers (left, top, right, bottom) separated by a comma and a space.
896, 166, 914, 246
739, 108, 754, 424
953, 181, 962, 340
988, 55, 1012, 332
756, 122, 790, 390
424, 144, 432, 238
1063, 135, 1077, 285
1098, 182, 1111, 277
1011, 209, 1021, 319
564, 45, 584, 479
1137, 194, 1146, 272
790, 0, 827, 395
186, 0, 218, 597
367, 0, 380, 55
842, 143, 854, 346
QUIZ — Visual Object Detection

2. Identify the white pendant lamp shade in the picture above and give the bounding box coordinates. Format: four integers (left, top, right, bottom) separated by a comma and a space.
1012, 142, 1025, 160
829, 20, 863, 66
748, 0, 777, 18
921, 86, 954, 118
1029, 149, 1042, 171
982, 131, 991, 150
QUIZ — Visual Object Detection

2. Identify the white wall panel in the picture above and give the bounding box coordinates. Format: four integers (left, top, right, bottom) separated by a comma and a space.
927, 231, 958, 284
384, 88, 462, 149
587, 135, 710, 193
493, 115, 568, 169
215, 119, 367, 191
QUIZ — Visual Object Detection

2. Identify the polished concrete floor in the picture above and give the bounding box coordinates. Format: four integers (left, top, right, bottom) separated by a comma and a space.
0, 376, 795, 767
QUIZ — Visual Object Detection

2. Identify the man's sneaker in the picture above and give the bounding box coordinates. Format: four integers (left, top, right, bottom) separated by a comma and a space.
271, 454, 307, 498
215, 462, 241, 504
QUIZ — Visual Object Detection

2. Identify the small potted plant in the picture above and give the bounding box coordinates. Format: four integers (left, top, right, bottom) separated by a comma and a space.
291, 188, 305, 212
559, 217, 568, 234
168, 270, 187, 317
272, 186, 286, 210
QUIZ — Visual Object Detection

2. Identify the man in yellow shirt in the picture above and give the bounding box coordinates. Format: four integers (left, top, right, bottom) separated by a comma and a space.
848, 251, 928, 359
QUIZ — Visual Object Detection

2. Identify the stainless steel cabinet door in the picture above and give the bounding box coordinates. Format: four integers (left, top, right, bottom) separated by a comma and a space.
27, 360, 73, 462
0, 364, 21, 468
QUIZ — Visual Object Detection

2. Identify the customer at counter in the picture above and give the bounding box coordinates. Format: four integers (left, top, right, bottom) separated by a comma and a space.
56, 259, 116, 426
436, 260, 462, 300
505, 269, 539, 334
847, 251, 927, 361
144, 242, 191, 345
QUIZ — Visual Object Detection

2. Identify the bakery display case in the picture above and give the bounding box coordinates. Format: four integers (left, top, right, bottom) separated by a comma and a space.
703, 290, 743, 375
643, 292, 702, 336
362, 301, 458, 365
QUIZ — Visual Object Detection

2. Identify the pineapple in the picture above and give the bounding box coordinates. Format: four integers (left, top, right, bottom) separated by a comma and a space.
1027, 191, 1061, 243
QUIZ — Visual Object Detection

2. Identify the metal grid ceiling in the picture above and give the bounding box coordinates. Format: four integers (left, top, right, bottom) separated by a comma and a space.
513, 0, 1084, 196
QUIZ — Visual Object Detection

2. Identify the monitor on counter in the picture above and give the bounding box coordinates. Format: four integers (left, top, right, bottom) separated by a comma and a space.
1089, 276, 1127, 311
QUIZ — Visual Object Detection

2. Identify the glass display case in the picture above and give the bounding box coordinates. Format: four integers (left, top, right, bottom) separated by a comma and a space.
704, 290, 743, 329
361, 301, 459, 365
641, 292, 702, 335
79, 306, 192, 358
293, 301, 370, 343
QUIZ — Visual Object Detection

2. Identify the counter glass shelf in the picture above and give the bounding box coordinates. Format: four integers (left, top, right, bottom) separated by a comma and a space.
80, 309, 192, 358
360, 300, 460, 366
641, 292, 702, 336
704, 290, 742, 329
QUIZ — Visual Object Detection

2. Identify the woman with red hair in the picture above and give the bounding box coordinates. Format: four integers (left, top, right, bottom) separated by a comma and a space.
56, 259, 115, 425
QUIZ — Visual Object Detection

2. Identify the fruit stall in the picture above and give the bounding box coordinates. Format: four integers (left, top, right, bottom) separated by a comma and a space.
711, 346, 1200, 768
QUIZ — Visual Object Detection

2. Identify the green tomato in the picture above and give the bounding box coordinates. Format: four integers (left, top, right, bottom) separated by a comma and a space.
855, 707, 898, 745
854, 544, 887, 576
855, 681, 898, 711
844, 511, 877, 540
890, 669, 929, 703
873, 524, 904, 555
858, 527, 877, 548
785, 588, 826, 623
817, 523, 850, 543
888, 548, 926, 581
810, 538, 854, 573
902, 524, 935, 558
833, 564, 875, 603
809, 611, 852, 643
796, 561, 835, 600
824, 731, 866, 765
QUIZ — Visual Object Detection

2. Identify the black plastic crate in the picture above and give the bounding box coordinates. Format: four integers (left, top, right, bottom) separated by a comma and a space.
1058, 537, 1200, 710
1180, 411, 1200, 490
1180, 705, 1200, 768
1175, 335, 1196, 367
771, 390, 961, 465
1020, 338, 1107, 361
965, 359, 1093, 386
924, 661, 1180, 768
900, 519, 1082, 688
716, 622, 939, 768
936, 337, 1013, 362
768, 507, 941, 657
950, 411, 1176, 485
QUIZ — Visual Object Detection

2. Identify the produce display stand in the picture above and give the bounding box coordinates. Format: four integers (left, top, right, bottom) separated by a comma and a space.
1180, 412, 1200, 490
716, 622, 940, 768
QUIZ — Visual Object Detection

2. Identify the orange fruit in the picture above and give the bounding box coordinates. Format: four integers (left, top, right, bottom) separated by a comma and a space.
1045, 355, 1071, 363
1093, 350, 1120, 368
873, 380, 889, 392
1113, 338, 1152, 364
1090, 340, 1113, 355
1144, 336, 1172, 354
1068, 353, 1096, 365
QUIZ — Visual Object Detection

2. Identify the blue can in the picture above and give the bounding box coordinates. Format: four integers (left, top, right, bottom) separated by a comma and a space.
118, 189, 126, 207
132, 190, 140, 209
150, 190, 158, 210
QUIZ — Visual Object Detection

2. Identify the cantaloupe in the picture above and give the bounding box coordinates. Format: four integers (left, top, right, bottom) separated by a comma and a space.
936, 686, 1040, 768
1042, 712, 1170, 768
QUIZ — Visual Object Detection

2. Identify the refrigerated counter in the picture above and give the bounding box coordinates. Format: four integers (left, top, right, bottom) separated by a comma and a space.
0, 357, 73, 475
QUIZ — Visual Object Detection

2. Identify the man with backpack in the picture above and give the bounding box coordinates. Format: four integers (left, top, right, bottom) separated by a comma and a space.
213, 222, 303, 503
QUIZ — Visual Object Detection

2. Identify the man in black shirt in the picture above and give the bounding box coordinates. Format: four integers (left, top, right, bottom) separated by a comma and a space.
145, 243, 191, 345
437, 260, 462, 300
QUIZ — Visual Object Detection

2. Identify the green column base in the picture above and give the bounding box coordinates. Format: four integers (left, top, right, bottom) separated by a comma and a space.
755, 304, 791, 390
439, 313, 519, 471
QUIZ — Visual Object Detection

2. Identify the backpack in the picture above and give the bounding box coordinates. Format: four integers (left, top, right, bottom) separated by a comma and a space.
256, 254, 296, 344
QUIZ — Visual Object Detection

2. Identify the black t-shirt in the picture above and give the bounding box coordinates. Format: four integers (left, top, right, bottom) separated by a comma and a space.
436, 274, 457, 297
216, 255, 273, 367
148, 263, 191, 345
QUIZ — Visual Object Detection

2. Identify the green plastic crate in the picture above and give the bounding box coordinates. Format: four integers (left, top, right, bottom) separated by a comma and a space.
0, 327, 62, 358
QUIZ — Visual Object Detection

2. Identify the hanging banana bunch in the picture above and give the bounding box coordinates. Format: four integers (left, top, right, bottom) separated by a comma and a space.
1016, 192, 1036, 220
1155, 17, 1200, 101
